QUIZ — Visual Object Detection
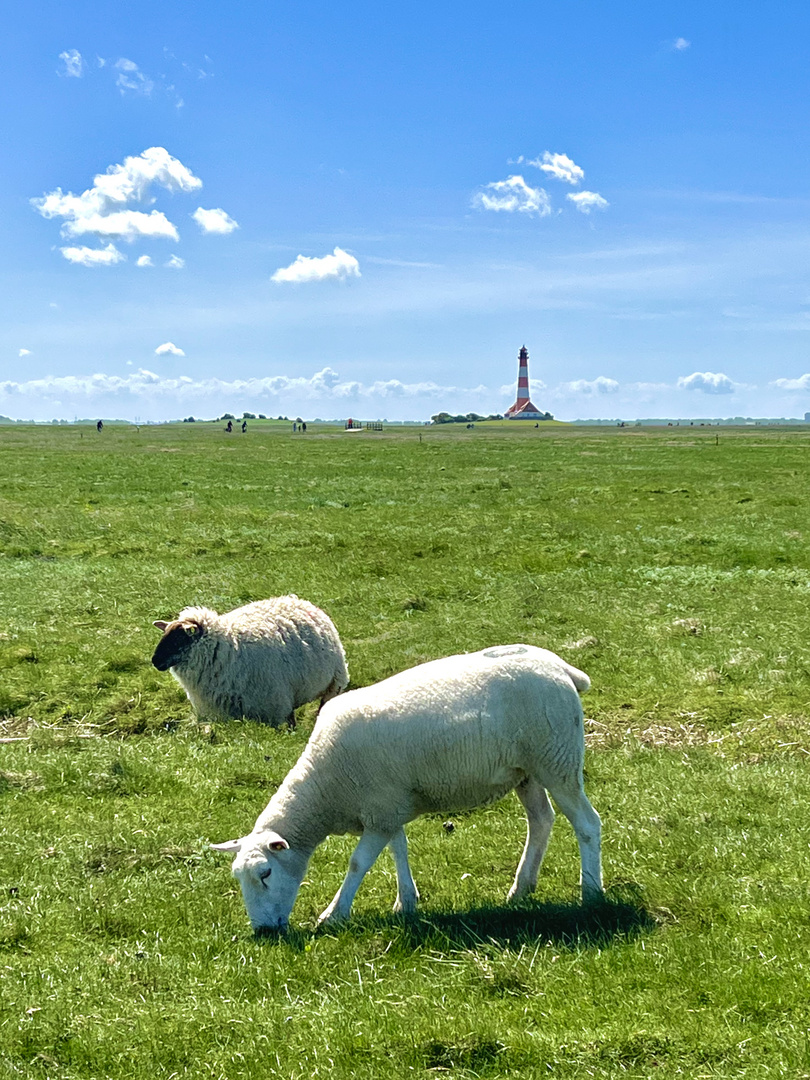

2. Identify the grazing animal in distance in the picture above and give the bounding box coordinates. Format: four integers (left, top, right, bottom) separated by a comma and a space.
212, 644, 602, 932
152, 595, 349, 727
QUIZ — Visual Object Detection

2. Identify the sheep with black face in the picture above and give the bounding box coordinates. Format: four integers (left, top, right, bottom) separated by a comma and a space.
151, 595, 349, 727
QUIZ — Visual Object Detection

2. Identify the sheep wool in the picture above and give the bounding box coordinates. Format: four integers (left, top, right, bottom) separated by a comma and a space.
212, 643, 603, 932
152, 595, 349, 726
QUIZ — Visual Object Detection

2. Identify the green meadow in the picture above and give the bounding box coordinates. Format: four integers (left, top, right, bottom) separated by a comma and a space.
2, 420, 810, 1078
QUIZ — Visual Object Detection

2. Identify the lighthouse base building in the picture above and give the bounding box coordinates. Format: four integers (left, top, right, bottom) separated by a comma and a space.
505, 345, 552, 420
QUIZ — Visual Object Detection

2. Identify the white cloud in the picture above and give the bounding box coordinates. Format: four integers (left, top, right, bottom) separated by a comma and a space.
472, 175, 552, 216
136, 255, 153, 267
59, 243, 126, 267
673, 37, 691, 50
18, 349, 31, 358
567, 191, 609, 214
93, 54, 182, 107
2, 362, 797, 423
32, 147, 201, 252
677, 371, 737, 394
165, 255, 185, 269
62, 209, 179, 242
770, 374, 810, 391
0, 367, 486, 415
271, 247, 360, 284
192, 207, 239, 234
561, 377, 620, 395
530, 152, 585, 185
115, 58, 154, 95
41, 146, 201, 209
58, 50, 84, 78
155, 342, 185, 357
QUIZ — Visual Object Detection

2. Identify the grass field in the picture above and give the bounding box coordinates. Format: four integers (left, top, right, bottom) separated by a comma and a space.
2, 420, 810, 1078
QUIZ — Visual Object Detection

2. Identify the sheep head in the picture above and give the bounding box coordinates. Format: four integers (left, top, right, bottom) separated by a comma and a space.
151, 618, 204, 671
211, 832, 305, 934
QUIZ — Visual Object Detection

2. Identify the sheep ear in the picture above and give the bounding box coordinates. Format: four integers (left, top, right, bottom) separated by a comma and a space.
211, 838, 243, 853
153, 620, 169, 632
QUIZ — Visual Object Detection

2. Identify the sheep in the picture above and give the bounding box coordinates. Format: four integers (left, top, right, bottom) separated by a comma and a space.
211, 643, 603, 932
151, 595, 349, 727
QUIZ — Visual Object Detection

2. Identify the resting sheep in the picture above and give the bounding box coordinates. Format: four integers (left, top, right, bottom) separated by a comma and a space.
212, 643, 603, 932
151, 595, 349, 727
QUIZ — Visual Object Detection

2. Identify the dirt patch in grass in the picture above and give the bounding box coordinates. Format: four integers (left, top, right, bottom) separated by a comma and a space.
585, 713, 810, 758
0, 715, 38, 741
84, 843, 203, 875
0, 770, 45, 793
0, 714, 126, 745
564, 635, 600, 650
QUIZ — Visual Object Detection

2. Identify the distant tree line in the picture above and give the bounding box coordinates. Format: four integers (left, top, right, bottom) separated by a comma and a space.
183, 412, 271, 423
430, 412, 504, 424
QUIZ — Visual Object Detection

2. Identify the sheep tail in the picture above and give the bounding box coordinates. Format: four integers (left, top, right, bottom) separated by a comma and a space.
562, 662, 590, 695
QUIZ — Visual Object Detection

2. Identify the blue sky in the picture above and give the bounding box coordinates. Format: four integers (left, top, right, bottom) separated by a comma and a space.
3, 0, 810, 421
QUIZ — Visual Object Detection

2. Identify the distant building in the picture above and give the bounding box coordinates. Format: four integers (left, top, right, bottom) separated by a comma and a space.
505, 345, 550, 420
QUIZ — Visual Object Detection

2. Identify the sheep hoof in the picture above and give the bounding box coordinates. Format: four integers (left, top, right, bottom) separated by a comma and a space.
393, 895, 418, 915
317, 905, 347, 927
506, 882, 530, 902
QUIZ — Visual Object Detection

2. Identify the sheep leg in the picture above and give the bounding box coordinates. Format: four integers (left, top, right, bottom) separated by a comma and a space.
317, 830, 392, 926
545, 782, 603, 903
388, 827, 419, 914
507, 777, 555, 901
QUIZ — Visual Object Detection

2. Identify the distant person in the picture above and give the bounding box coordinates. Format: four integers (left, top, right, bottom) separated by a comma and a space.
293, 422, 297, 433
225, 420, 233, 433
301, 422, 307, 433
242, 420, 247, 433
96, 420, 103, 432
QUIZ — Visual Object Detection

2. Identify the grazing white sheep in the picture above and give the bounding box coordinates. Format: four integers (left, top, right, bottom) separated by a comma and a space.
212, 644, 603, 932
151, 595, 349, 727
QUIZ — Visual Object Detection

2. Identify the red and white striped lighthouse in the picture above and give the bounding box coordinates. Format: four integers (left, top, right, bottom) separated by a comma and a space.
505, 345, 546, 419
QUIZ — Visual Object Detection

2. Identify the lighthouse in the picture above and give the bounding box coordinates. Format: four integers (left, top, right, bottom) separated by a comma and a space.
505, 345, 547, 420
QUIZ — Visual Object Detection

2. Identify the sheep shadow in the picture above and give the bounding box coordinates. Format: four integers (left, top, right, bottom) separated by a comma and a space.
367, 892, 655, 952
266, 886, 656, 952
